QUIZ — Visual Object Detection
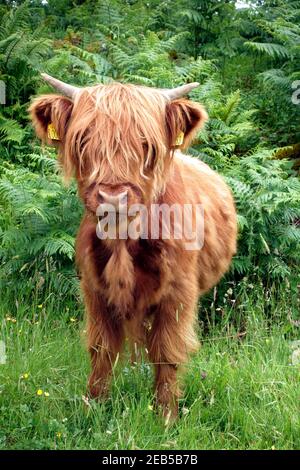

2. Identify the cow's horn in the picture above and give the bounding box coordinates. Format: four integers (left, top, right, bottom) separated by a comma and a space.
161, 82, 200, 100
41, 73, 80, 99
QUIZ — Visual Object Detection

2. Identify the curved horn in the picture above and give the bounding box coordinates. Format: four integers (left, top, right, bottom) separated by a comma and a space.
41, 73, 80, 99
161, 82, 200, 100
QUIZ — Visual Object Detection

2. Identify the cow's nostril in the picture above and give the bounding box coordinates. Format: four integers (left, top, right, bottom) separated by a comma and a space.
98, 191, 105, 203
119, 190, 128, 205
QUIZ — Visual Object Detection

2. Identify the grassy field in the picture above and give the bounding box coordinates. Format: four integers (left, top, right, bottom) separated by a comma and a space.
0, 285, 300, 450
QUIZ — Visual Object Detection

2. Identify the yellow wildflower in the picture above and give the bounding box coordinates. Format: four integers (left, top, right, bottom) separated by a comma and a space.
37, 304, 43, 309
21, 373, 29, 380
6, 316, 16, 323
36, 389, 43, 396
70, 317, 76, 323
44, 392, 50, 397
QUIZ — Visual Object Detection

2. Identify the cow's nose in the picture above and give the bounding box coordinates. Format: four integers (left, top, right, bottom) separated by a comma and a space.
98, 190, 128, 213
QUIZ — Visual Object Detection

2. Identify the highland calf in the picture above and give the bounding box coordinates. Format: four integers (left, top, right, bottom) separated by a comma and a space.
30, 75, 237, 420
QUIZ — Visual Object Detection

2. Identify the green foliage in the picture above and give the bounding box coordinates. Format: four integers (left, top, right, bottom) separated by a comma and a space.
0, 151, 82, 304
244, 41, 291, 59
226, 152, 300, 279
0, 0, 299, 304
237, 0, 300, 144
0, 1, 51, 158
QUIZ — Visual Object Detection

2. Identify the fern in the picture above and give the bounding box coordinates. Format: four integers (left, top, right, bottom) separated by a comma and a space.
0, 156, 82, 303
0, 116, 26, 144
244, 41, 291, 58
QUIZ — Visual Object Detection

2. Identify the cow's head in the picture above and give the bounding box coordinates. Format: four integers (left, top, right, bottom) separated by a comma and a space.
30, 74, 207, 216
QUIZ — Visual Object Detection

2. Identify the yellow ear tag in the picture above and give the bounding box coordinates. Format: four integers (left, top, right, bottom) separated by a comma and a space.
47, 123, 60, 140
175, 131, 184, 146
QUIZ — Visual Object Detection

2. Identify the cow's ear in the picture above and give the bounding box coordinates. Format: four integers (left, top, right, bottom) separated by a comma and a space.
29, 94, 73, 145
166, 99, 208, 149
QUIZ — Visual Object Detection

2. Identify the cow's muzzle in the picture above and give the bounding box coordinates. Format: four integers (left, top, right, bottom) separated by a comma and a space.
98, 189, 128, 215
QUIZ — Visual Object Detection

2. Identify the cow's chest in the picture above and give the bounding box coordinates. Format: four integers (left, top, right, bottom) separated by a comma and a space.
91, 238, 167, 318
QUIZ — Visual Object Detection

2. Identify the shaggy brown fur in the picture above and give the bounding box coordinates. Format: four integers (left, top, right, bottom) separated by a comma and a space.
30, 82, 237, 420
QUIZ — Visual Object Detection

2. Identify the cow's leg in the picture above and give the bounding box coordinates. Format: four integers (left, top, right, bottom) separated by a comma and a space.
147, 297, 199, 420
125, 311, 147, 364
83, 285, 124, 399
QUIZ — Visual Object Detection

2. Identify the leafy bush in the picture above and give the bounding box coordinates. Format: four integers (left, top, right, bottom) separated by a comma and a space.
0, 151, 82, 306
226, 152, 300, 280
0, 0, 299, 317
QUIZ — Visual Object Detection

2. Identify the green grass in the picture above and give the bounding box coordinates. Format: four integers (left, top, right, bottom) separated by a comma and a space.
0, 287, 300, 450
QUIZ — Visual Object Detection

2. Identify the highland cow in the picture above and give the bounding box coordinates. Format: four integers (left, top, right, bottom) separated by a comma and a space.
30, 74, 237, 420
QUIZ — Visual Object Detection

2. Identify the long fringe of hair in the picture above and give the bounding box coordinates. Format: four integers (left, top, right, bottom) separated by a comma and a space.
65, 83, 172, 198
